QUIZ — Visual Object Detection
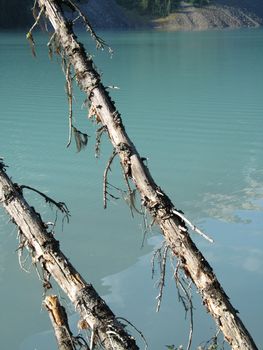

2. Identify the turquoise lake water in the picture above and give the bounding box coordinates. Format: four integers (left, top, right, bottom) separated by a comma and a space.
0, 28, 263, 349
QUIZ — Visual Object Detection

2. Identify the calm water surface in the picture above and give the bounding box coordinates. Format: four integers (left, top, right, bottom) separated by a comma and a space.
0, 28, 263, 349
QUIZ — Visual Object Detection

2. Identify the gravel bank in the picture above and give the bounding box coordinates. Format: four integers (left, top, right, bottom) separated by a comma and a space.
1, 0, 262, 30
152, 1, 263, 31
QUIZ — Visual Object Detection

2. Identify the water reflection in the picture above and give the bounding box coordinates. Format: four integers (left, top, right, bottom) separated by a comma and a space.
196, 169, 263, 223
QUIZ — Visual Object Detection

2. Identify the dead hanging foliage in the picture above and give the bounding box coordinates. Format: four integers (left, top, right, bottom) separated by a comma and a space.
26, 31, 37, 57
103, 155, 143, 216
121, 170, 143, 217
27, 0, 112, 154
47, 32, 59, 60
16, 224, 53, 292
103, 150, 119, 209
26, 1, 45, 57
95, 125, 107, 158
27, 3, 92, 153
198, 331, 226, 350
65, 62, 90, 152
72, 126, 89, 152
19, 184, 70, 223
17, 228, 32, 274
173, 260, 194, 350
151, 245, 195, 350
151, 242, 170, 312
65, 0, 113, 54
65, 62, 74, 148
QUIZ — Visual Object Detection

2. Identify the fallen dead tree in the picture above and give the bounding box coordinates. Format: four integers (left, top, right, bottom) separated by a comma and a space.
29, 1, 258, 349
0, 161, 139, 350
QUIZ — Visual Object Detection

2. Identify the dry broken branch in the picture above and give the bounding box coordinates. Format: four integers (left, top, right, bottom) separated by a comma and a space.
26, 2, 45, 56
172, 209, 214, 243
20, 184, 70, 223
0, 164, 139, 350
44, 295, 85, 350
33, 1, 259, 349
66, 0, 112, 53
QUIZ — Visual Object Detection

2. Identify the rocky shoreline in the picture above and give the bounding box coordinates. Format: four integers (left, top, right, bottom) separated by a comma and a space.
81, 0, 263, 31
1, 0, 263, 31
152, 1, 263, 31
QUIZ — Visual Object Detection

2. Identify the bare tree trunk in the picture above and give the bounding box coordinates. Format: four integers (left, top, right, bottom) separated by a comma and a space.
0, 164, 139, 350
34, 1, 258, 349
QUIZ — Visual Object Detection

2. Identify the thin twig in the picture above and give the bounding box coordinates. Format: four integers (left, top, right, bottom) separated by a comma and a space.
66, 62, 73, 148
140, 207, 152, 248
151, 242, 170, 312
26, 5, 45, 56
120, 166, 143, 217
67, 0, 113, 54
20, 185, 70, 223
123, 173, 134, 218
199, 328, 225, 350
17, 229, 31, 273
172, 209, 214, 243
103, 150, 118, 209
174, 261, 194, 350
32, 0, 38, 21
156, 244, 169, 312
151, 241, 166, 279
29, 3, 44, 32
47, 32, 57, 60
117, 317, 148, 350
179, 279, 193, 350
95, 125, 107, 158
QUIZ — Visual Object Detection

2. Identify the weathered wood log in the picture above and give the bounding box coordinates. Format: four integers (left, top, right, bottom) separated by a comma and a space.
0, 164, 139, 350
35, 1, 259, 349
44, 295, 78, 350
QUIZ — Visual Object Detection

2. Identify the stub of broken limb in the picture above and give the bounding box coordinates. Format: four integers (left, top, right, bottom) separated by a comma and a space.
172, 208, 214, 243
44, 295, 90, 350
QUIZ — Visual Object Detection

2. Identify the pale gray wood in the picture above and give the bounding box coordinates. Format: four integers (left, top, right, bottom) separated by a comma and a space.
0, 165, 139, 350
35, 1, 259, 349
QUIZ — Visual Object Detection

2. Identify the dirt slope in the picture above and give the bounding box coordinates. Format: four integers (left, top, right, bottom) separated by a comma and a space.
152, 1, 263, 31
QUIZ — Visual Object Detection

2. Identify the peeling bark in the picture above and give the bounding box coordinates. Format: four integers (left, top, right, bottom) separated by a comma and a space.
0, 165, 139, 350
34, 1, 259, 349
